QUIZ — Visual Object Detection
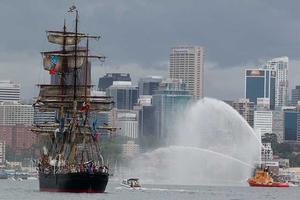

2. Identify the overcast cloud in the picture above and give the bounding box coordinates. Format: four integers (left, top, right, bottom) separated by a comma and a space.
0, 0, 300, 100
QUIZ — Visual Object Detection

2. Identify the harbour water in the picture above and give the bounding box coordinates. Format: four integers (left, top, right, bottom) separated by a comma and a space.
0, 179, 299, 200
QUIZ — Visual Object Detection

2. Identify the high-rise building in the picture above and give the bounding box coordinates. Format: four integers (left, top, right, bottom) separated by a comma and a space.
138, 76, 162, 95
106, 81, 139, 110
116, 110, 139, 139
263, 57, 288, 108
98, 73, 131, 91
0, 80, 20, 102
283, 107, 300, 142
135, 100, 157, 151
169, 46, 204, 99
231, 98, 254, 127
245, 69, 276, 110
291, 86, 300, 106
254, 110, 284, 143
152, 79, 192, 143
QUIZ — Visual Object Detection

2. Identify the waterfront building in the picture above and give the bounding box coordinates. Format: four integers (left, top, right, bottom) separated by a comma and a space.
0, 80, 20, 102
0, 102, 35, 155
263, 57, 288, 108
0, 141, 5, 166
0, 102, 33, 126
98, 73, 131, 91
283, 107, 300, 142
138, 76, 162, 95
291, 86, 300, 106
13, 124, 36, 155
245, 69, 276, 110
0, 126, 13, 148
152, 79, 192, 143
169, 46, 204, 99
0, 124, 36, 155
106, 81, 139, 110
231, 98, 254, 127
254, 110, 284, 143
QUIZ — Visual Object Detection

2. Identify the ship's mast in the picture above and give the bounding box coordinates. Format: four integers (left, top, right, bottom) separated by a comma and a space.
84, 36, 89, 101
73, 9, 79, 101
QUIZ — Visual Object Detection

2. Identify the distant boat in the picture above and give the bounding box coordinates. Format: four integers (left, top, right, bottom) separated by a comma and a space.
121, 178, 142, 189
248, 168, 289, 187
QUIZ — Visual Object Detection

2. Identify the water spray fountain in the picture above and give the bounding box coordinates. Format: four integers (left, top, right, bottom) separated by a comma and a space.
129, 98, 262, 186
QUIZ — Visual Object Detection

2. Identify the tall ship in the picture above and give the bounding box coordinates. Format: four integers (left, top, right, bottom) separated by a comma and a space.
31, 6, 114, 193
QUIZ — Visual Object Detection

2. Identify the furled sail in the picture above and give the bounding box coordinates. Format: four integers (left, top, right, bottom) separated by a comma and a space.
38, 84, 91, 99
35, 99, 114, 112
47, 31, 86, 45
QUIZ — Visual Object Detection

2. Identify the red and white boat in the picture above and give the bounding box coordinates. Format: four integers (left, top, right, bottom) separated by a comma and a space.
248, 169, 289, 187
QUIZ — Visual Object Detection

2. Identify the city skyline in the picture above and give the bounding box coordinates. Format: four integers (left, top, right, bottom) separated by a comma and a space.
1, 1, 300, 100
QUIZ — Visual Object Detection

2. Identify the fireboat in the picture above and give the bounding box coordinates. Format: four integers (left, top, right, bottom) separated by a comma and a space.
248, 168, 289, 187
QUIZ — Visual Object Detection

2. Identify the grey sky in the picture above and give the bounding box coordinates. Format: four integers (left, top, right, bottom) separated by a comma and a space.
0, 0, 300, 100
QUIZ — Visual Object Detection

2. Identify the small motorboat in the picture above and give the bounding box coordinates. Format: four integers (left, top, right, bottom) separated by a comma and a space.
121, 178, 142, 189
248, 169, 289, 187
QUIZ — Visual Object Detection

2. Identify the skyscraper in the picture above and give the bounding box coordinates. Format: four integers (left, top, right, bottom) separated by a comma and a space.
263, 57, 288, 108
106, 81, 139, 110
116, 110, 139, 139
169, 46, 204, 99
98, 73, 131, 91
0, 80, 20, 102
152, 79, 192, 143
283, 107, 300, 142
138, 76, 162, 95
245, 69, 276, 110
291, 86, 300, 106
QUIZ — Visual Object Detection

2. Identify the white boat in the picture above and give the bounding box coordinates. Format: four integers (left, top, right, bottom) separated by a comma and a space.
121, 178, 142, 189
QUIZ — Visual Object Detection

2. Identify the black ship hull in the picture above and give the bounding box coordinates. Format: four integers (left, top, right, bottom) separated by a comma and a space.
39, 172, 109, 193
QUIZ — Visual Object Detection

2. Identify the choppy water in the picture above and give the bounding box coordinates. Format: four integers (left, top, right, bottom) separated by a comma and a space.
0, 179, 299, 200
